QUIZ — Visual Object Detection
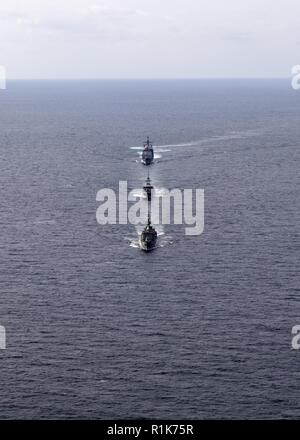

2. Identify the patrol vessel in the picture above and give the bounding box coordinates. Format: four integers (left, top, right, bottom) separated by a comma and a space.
141, 137, 154, 165
140, 215, 157, 252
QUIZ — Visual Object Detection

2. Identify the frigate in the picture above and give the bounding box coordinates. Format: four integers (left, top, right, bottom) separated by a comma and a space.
140, 214, 157, 252
141, 136, 154, 165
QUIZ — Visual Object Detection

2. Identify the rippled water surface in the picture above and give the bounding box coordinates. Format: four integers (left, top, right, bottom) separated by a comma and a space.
0, 80, 299, 419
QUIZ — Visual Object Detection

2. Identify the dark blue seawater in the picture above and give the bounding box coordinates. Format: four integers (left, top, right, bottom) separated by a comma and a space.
0, 79, 299, 419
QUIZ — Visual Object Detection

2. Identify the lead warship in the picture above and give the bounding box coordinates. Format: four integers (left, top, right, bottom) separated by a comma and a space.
140, 214, 157, 252
141, 137, 154, 165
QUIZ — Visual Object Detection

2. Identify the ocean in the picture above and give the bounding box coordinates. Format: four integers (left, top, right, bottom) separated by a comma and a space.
0, 79, 299, 419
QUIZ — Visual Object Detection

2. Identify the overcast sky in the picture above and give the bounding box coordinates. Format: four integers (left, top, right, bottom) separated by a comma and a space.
0, 0, 299, 79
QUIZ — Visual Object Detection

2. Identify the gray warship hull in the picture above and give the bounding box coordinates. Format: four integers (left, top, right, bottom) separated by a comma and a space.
140, 229, 157, 252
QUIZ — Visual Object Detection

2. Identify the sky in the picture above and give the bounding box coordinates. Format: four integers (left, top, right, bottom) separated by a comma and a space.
0, 0, 299, 79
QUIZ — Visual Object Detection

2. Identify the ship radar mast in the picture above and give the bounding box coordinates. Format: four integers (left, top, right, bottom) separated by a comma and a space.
145, 136, 152, 147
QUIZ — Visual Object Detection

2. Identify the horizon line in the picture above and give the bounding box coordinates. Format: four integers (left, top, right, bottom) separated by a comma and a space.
6, 77, 290, 81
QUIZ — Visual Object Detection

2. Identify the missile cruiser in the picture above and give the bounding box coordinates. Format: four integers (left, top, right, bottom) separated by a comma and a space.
143, 171, 154, 202
140, 215, 157, 252
141, 137, 154, 165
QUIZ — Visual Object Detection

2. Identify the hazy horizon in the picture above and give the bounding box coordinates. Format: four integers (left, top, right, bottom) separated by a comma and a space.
1, 0, 299, 79
6, 76, 291, 83
5, 77, 291, 80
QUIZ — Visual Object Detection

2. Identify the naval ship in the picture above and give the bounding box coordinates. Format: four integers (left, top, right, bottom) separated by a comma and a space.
143, 171, 154, 202
141, 137, 154, 165
140, 215, 157, 252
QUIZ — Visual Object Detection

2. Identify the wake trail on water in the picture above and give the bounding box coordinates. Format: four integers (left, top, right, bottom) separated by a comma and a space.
130, 129, 263, 153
